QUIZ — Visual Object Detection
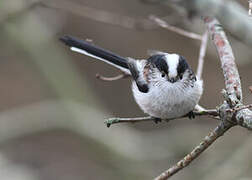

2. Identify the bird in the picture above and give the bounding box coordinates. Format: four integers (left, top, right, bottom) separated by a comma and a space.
60, 35, 203, 121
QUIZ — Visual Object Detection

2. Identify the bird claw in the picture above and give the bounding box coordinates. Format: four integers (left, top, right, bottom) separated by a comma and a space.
104, 118, 119, 128
154, 118, 162, 124
187, 111, 195, 119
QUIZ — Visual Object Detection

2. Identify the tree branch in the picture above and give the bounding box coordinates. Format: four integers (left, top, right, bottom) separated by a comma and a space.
235, 108, 252, 130
105, 109, 219, 127
154, 122, 234, 180
196, 31, 208, 79
143, 0, 252, 47
204, 17, 242, 105
149, 15, 202, 40
204, 17, 252, 130
154, 16, 248, 180
227, 104, 252, 113
41, 0, 180, 31
149, 15, 208, 81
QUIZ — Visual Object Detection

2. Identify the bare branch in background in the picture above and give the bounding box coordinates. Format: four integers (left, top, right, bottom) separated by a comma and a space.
30, 0, 252, 48
142, 0, 252, 47
196, 31, 208, 79
149, 15, 202, 40
0, 0, 41, 24
149, 15, 208, 80
40, 0, 179, 31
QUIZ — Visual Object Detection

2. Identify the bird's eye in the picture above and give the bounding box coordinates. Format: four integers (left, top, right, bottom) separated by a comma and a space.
161, 72, 166, 78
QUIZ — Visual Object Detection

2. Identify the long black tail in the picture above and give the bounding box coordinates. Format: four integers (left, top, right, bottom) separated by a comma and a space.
60, 35, 129, 73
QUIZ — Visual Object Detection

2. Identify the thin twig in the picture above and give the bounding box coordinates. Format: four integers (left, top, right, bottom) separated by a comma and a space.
105, 109, 219, 127
227, 104, 252, 113
149, 15, 202, 40
154, 122, 234, 180
149, 15, 208, 80
105, 116, 155, 127
196, 31, 208, 79
96, 73, 130, 81
40, 0, 178, 30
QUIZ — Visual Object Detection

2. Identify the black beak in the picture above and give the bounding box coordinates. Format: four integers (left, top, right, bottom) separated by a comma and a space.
168, 77, 176, 83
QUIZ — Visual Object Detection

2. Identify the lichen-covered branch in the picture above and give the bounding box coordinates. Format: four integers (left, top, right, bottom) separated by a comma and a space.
204, 17, 252, 130
235, 109, 252, 130
154, 16, 251, 179
204, 17, 242, 106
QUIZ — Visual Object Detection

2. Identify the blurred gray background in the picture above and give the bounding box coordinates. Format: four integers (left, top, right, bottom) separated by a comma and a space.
0, 0, 251, 179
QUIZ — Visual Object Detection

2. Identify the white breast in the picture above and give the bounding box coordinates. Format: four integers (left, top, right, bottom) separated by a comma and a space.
132, 79, 203, 119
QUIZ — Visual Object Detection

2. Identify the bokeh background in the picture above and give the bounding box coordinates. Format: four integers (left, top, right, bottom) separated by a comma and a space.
0, 0, 252, 179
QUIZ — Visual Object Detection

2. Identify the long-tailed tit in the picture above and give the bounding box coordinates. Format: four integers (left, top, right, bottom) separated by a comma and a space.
60, 35, 203, 120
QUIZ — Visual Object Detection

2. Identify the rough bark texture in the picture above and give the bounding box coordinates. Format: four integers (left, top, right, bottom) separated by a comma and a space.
204, 17, 242, 106
155, 17, 252, 180
204, 17, 252, 130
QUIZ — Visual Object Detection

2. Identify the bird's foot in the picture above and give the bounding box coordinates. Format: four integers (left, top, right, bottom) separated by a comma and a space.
104, 118, 119, 128
187, 111, 195, 119
153, 117, 162, 124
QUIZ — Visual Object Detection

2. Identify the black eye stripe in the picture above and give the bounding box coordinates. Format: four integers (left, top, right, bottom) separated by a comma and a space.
177, 56, 189, 75
147, 54, 168, 74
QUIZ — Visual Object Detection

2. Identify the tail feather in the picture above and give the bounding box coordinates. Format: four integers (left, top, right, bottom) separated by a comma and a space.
60, 35, 130, 73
